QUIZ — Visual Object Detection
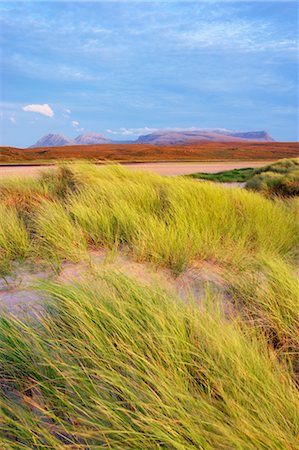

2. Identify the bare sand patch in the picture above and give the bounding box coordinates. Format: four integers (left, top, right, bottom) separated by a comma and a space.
0, 251, 232, 316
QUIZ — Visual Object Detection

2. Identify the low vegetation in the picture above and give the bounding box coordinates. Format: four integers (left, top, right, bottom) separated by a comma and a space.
0, 161, 298, 448
189, 167, 255, 182
190, 158, 299, 197
246, 158, 299, 197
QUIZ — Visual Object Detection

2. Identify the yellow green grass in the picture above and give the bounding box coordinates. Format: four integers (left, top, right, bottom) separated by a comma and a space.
0, 162, 297, 273
0, 161, 298, 448
1, 272, 299, 449
245, 158, 299, 196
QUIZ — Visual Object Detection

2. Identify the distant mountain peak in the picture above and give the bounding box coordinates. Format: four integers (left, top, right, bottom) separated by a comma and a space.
29, 133, 75, 148
29, 132, 111, 148
75, 133, 111, 144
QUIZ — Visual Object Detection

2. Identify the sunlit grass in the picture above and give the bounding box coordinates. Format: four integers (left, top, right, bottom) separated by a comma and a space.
246, 158, 299, 197
0, 272, 298, 449
0, 161, 298, 447
226, 254, 299, 374
0, 162, 298, 272
0, 204, 30, 276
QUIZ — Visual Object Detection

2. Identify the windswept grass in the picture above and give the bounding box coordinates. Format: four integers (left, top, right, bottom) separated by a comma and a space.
34, 200, 88, 268
0, 204, 30, 276
246, 158, 299, 197
0, 161, 299, 447
1, 272, 299, 449
226, 255, 299, 373
0, 162, 298, 275
254, 158, 299, 175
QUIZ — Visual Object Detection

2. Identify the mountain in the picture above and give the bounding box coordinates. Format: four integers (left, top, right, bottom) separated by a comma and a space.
30, 134, 75, 148
75, 133, 111, 144
29, 129, 275, 148
136, 130, 275, 144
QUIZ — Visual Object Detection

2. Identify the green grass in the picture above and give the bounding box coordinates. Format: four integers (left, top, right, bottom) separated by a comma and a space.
0, 204, 30, 276
1, 272, 299, 449
188, 158, 299, 197
246, 158, 299, 197
189, 167, 255, 182
0, 162, 298, 275
0, 160, 299, 448
224, 254, 299, 374
254, 158, 299, 175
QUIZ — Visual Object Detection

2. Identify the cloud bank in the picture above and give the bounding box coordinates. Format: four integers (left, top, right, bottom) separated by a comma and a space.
107, 127, 159, 136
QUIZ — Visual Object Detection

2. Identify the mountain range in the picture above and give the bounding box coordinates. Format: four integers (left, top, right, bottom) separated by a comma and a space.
29, 129, 274, 148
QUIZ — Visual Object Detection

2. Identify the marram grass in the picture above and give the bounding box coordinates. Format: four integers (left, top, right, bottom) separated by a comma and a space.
0, 163, 298, 274
0, 162, 299, 448
0, 203, 30, 276
0, 272, 299, 449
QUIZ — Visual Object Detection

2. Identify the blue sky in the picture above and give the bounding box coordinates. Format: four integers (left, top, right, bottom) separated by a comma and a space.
0, 1, 298, 147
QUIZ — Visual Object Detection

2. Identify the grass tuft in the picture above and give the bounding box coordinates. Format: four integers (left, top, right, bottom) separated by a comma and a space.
0, 204, 30, 276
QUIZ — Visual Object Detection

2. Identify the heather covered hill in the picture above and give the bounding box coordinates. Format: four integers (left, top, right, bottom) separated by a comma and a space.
1, 141, 298, 164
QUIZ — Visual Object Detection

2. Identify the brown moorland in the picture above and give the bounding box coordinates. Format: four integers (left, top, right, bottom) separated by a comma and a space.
1, 141, 298, 164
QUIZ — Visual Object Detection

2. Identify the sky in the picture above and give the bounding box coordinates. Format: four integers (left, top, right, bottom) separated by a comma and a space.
0, 0, 298, 147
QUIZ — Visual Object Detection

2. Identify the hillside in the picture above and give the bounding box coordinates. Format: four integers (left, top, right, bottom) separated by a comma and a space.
1, 142, 298, 164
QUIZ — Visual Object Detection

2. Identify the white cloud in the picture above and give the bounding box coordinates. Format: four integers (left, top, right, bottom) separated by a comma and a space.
63, 109, 71, 119
9, 116, 16, 124
107, 127, 159, 136
22, 103, 54, 117
71, 120, 84, 132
